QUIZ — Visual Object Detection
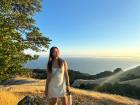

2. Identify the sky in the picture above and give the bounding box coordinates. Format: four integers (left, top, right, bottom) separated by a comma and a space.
30, 0, 140, 57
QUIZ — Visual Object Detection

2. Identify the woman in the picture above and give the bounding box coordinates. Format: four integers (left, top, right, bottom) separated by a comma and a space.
44, 46, 71, 105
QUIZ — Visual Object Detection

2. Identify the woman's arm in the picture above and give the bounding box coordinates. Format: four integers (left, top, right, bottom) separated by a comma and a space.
64, 60, 70, 87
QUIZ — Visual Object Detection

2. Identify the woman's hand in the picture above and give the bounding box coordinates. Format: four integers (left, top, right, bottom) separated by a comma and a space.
66, 85, 70, 92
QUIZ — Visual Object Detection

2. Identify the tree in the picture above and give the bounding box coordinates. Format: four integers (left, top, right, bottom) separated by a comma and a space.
113, 68, 123, 74
0, 0, 51, 81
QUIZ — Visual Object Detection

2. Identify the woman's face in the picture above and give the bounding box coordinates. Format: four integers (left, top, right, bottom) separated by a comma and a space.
52, 48, 60, 58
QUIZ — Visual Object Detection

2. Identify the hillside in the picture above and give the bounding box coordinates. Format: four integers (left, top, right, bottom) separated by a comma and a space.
0, 77, 140, 105
72, 65, 140, 87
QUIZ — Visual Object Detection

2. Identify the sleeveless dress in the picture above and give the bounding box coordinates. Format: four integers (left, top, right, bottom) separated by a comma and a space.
48, 62, 67, 98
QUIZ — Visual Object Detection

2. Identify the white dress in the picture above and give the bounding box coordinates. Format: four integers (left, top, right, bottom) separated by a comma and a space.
48, 63, 67, 98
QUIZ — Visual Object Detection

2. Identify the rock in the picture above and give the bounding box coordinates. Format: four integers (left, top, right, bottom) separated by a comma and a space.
18, 95, 45, 105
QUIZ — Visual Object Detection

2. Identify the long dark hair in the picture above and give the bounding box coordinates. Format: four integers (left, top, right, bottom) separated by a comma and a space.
47, 46, 64, 73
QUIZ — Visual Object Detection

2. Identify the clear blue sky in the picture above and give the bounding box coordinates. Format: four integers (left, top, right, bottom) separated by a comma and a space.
33, 0, 140, 57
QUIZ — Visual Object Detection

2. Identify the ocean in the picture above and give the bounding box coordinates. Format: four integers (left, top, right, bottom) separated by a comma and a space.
24, 56, 140, 75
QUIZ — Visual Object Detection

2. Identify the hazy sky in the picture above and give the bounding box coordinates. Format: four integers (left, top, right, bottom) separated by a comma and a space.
32, 0, 140, 57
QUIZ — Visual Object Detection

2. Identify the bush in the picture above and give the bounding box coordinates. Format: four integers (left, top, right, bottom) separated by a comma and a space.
120, 74, 140, 81
95, 83, 140, 99
78, 82, 140, 99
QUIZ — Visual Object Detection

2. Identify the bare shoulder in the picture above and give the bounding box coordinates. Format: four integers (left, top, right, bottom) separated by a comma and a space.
63, 60, 68, 65
59, 58, 68, 67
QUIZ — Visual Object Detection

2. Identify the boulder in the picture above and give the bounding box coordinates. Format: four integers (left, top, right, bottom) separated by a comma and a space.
18, 95, 45, 105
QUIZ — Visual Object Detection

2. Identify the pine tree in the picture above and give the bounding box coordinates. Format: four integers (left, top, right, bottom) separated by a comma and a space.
0, 0, 51, 81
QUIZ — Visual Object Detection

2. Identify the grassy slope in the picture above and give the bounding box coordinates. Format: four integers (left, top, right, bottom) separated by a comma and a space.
0, 77, 140, 105
72, 66, 140, 87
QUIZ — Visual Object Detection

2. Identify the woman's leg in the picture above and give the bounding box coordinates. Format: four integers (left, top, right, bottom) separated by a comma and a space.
50, 97, 57, 105
60, 95, 67, 105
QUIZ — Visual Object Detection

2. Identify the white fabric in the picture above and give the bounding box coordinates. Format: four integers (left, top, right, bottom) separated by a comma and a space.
48, 63, 67, 98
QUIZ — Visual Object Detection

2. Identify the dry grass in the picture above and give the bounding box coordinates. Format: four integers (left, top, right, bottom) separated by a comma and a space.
71, 87, 139, 105
0, 91, 19, 105
0, 77, 140, 105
